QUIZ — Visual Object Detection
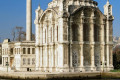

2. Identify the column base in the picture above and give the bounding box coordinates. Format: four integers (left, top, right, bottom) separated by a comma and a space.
35, 67, 39, 71
49, 67, 56, 72
75, 66, 85, 72
85, 66, 96, 72
38, 67, 44, 72
57, 67, 69, 72
44, 67, 50, 72
90, 66, 96, 72
106, 66, 114, 72
69, 67, 74, 72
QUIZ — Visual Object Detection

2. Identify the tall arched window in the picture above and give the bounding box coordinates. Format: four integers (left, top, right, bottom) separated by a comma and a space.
83, 23, 89, 41
94, 25, 99, 42
45, 29, 46, 43
72, 24, 79, 41
51, 27, 52, 42
94, 11, 100, 42
57, 26, 58, 41
23, 48, 26, 54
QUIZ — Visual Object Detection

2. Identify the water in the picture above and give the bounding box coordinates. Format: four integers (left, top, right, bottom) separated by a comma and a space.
0, 79, 120, 80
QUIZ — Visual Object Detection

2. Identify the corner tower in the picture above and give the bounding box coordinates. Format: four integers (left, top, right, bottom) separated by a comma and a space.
104, 0, 114, 70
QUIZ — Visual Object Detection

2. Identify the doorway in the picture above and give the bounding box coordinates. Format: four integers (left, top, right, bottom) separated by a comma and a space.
27, 68, 29, 71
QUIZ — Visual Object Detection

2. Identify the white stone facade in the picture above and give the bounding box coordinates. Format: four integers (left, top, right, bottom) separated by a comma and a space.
2, 39, 35, 71
35, 0, 114, 72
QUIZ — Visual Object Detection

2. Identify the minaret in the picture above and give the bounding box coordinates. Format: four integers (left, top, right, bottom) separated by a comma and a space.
26, 0, 32, 41
104, 0, 114, 70
104, 0, 112, 17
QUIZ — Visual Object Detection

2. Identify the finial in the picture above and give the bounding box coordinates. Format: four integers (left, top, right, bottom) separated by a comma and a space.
107, 0, 109, 4
38, 3, 40, 7
38, 4, 41, 9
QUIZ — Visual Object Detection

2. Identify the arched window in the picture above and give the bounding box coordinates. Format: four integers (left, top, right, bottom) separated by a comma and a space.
49, 27, 52, 42
32, 48, 35, 54
72, 51, 78, 67
10, 48, 13, 55
28, 48, 30, 54
32, 58, 35, 65
23, 58, 26, 65
51, 28, 52, 42
57, 26, 58, 41
23, 48, 26, 54
94, 25, 99, 42
45, 29, 46, 43
28, 58, 30, 65
72, 24, 79, 41
83, 23, 89, 41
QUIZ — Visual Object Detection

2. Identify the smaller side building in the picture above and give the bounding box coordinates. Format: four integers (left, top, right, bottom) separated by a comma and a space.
2, 39, 35, 71
14, 41, 35, 71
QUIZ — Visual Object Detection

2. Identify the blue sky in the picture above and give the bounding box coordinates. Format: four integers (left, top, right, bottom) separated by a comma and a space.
0, 0, 120, 42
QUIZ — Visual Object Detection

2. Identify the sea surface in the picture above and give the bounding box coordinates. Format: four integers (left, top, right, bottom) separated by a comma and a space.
0, 79, 120, 80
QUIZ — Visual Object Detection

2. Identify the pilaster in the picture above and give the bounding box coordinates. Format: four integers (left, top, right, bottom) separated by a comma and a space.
100, 20, 105, 71
36, 47, 39, 71
90, 11, 96, 71
78, 11, 85, 71
106, 20, 110, 69
69, 16, 74, 72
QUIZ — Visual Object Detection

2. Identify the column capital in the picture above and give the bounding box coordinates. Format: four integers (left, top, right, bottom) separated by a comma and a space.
101, 19, 106, 25
90, 17, 96, 24
34, 19, 40, 25
80, 17, 84, 24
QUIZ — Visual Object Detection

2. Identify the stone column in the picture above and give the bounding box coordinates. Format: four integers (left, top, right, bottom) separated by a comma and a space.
26, 0, 32, 41
100, 20, 105, 71
39, 23, 43, 45
52, 46, 55, 71
52, 21, 55, 42
35, 23, 40, 46
3, 57, 5, 66
69, 16, 73, 72
79, 11, 84, 71
47, 47, 49, 70
20, 48, 23, 54
90, 11, 95, 71
55, 46, 58, 70
26, 48, 28, 54
40, 47, 43, 70
8, 57, 10, 67
106, 20, 110, 69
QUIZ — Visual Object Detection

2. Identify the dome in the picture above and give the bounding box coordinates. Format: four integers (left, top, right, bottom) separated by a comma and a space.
80, 0, 98, 6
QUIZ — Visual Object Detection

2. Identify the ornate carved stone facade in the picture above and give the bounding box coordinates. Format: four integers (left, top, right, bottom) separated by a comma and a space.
35, 0, 114, 72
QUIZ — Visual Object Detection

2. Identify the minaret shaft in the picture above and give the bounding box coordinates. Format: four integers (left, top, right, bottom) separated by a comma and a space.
26, 0, 32, 41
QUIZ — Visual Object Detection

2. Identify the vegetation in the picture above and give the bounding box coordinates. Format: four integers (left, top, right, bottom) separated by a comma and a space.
11, 26, 35, 41
113, 45, 120, 69
110, 69, 120, 72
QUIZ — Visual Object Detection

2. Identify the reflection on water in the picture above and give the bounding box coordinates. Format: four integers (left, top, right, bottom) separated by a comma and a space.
0, 79, 120, 80
83, 79, 120, 80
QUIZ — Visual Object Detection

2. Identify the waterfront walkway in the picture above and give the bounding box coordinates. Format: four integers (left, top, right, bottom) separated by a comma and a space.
0, 71, 120, 80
